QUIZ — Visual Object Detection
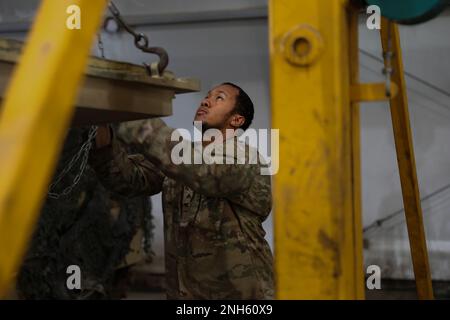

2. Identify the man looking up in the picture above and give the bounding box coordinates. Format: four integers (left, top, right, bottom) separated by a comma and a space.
90, 83, 273, 299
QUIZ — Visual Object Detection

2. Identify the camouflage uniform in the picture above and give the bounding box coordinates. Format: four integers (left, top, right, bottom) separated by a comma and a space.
89, 119, 274, 299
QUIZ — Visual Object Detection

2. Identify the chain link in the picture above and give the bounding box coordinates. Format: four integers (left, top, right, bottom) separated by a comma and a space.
108, 1, 141, 40
97, 33, 106, 59
48, 126, 98, 199
48, 1, 168, 199
107, 1, 169, 76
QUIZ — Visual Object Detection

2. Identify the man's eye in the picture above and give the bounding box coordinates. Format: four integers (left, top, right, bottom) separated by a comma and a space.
217, 96, 224, 100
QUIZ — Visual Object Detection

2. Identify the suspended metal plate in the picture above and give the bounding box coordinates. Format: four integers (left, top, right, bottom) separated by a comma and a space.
0, 38, 200, 126
365, 0, 447, 24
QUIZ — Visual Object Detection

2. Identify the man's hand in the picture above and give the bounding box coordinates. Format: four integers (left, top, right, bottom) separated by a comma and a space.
117, 118, 166, 145
95, 124, 112, 148
94, 118, 165, 149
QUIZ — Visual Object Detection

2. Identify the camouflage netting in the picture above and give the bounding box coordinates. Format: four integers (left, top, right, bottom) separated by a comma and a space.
16, 124, 154, 299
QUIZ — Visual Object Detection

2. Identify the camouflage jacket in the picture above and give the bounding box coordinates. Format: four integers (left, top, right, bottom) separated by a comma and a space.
89, 120, 274, 299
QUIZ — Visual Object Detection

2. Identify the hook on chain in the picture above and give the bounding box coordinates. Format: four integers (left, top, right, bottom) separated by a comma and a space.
107, 1, 169, 76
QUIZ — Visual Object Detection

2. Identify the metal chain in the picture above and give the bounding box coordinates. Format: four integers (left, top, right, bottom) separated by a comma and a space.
48, 1, 167, 199
383, 20, 393, 97
108, 1, 143, 44
48, 126, 98, 199
107, 1, 169, 76
97, 33, 106, 59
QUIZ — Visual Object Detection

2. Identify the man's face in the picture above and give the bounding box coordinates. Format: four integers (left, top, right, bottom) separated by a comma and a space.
194, 84, 239, 130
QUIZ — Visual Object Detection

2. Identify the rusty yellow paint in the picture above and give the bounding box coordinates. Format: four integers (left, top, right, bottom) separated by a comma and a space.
0, 0, 107, 297
350, 83, 398, 102
270, 0, 360, 299
348, 8, 365, 300
380, 18, 434, 300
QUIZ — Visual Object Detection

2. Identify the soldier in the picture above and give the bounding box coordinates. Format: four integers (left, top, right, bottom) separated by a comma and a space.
89, 82, 274, 299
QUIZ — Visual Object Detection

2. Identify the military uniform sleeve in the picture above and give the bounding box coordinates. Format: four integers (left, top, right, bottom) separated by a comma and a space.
126, 119, 264, 198
89, 130, 164, 197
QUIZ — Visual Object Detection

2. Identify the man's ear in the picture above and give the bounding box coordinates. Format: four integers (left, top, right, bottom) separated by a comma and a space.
230, 114, 245, 129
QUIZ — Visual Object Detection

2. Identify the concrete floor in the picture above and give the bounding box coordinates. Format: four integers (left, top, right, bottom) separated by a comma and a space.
124, 279, 450, 300
125, 292, 166, 300
366, 279, 450, 300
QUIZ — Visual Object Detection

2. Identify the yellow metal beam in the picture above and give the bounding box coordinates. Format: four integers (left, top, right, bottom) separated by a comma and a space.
350, 83, 398, 102
270, 0, 361, 299
348, 8, 365, 300
0, 0, 107, 297
380, 18, 434, 300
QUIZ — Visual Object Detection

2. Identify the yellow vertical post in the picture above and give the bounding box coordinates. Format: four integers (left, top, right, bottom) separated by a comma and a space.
349, 7, 365, 300
0, 0, 107, 297
270, 0, 361, 299
380, 19, 434, 299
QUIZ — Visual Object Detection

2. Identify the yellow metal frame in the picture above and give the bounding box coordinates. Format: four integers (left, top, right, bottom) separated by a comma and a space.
350, 83, 398, 102
349, 8, 365, 300
0, 0, 107, 297
270, 0, 363, 299
0, 0, 433, 300
379, 18, 433, 299
271, 1, 433, 299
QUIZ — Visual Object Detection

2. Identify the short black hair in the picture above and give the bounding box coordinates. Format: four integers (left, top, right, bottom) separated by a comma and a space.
222, 82, 254, 131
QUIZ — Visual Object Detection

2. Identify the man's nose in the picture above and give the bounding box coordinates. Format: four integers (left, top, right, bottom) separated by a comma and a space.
201, 98, 211, 107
